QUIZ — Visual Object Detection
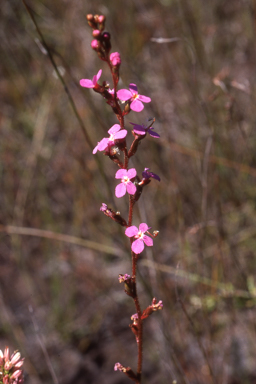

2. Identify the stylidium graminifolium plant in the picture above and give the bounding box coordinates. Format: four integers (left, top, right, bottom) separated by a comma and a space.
80, 14, 163, 384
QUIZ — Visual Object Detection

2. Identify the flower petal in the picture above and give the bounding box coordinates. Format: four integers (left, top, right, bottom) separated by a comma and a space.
115, 130, 127, 140
127, 168, 137, 179
142, 168, 160, 181
143, 235, 153, 247
97, 138, 109, 151
115, 183, 126, 198
80, 79, 94, 88
132, 239, 144, 254
92, 145, 99, 154
108, 124, 121, 135
130, 99, 144, 112
96, 69, 102, 81
130, 123, 145, 129
139, 223, 150, 232
148, 128, 160, 138
133, 127, 146, 135
117, 89, 132, 101
129, 83, 138, 94
138, 95, 151, 103
115, 169, 127, 179
126, 181, 136, 195
125, 226, 139, 237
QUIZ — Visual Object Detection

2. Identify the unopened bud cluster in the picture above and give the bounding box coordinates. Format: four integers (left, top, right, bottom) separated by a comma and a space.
0, 348, 24, 384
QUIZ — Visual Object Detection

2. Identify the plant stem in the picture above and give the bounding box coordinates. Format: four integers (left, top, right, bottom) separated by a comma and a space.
131, 250, 143, 383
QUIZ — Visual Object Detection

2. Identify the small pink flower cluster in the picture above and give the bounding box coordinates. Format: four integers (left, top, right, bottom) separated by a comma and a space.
0, 347, 24, 384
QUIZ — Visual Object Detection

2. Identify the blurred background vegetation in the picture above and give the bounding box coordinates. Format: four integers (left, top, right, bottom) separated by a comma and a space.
1, 0, 256, 383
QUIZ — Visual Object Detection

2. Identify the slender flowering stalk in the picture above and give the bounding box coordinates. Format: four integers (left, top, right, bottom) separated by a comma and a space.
80, 14, 163, 384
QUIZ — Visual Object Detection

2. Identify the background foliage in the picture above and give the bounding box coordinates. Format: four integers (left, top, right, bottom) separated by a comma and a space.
1, 0, 256, 383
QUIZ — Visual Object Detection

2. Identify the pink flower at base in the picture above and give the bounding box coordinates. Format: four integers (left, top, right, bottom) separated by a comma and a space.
115, 168, 137, 198
93, 124, 127, 154
0, 347, 24, 384
80, 69, 102, 88
125, 223, 153, 254
117, 83, 151, 112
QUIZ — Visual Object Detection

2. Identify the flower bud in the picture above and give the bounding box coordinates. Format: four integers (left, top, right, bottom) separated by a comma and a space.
94, 14, 99, 23
91, 39, 100, 51
114, 363, 137, 381
102, 31, 110, 41
11, 369, 22, 379
86, 14, 94, 22
86, 14, 97, 29
102, 32, 111, 51
92, 29, 101, 39
118, 274, 131, 283
100, 204, 127, 226
98, 15, 105, 24
4, 347, 9, 361
141, 298, 163, 320
98, 15, 105, 31
110, 52, 121, 67
10, 352, 21, 366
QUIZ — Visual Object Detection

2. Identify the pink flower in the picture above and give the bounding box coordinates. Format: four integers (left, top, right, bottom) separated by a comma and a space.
93, 124, 127, 154
125, 223, 153, 254
80, 69, 102, 88
130, 122, 160, 138
115, 168, 137, 198
117, 84, 151, 112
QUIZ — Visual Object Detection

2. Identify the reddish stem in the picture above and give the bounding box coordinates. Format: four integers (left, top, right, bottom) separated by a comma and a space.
107, 49, 143, 384
132, 252, 143, 382
129, 198, 143, 383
